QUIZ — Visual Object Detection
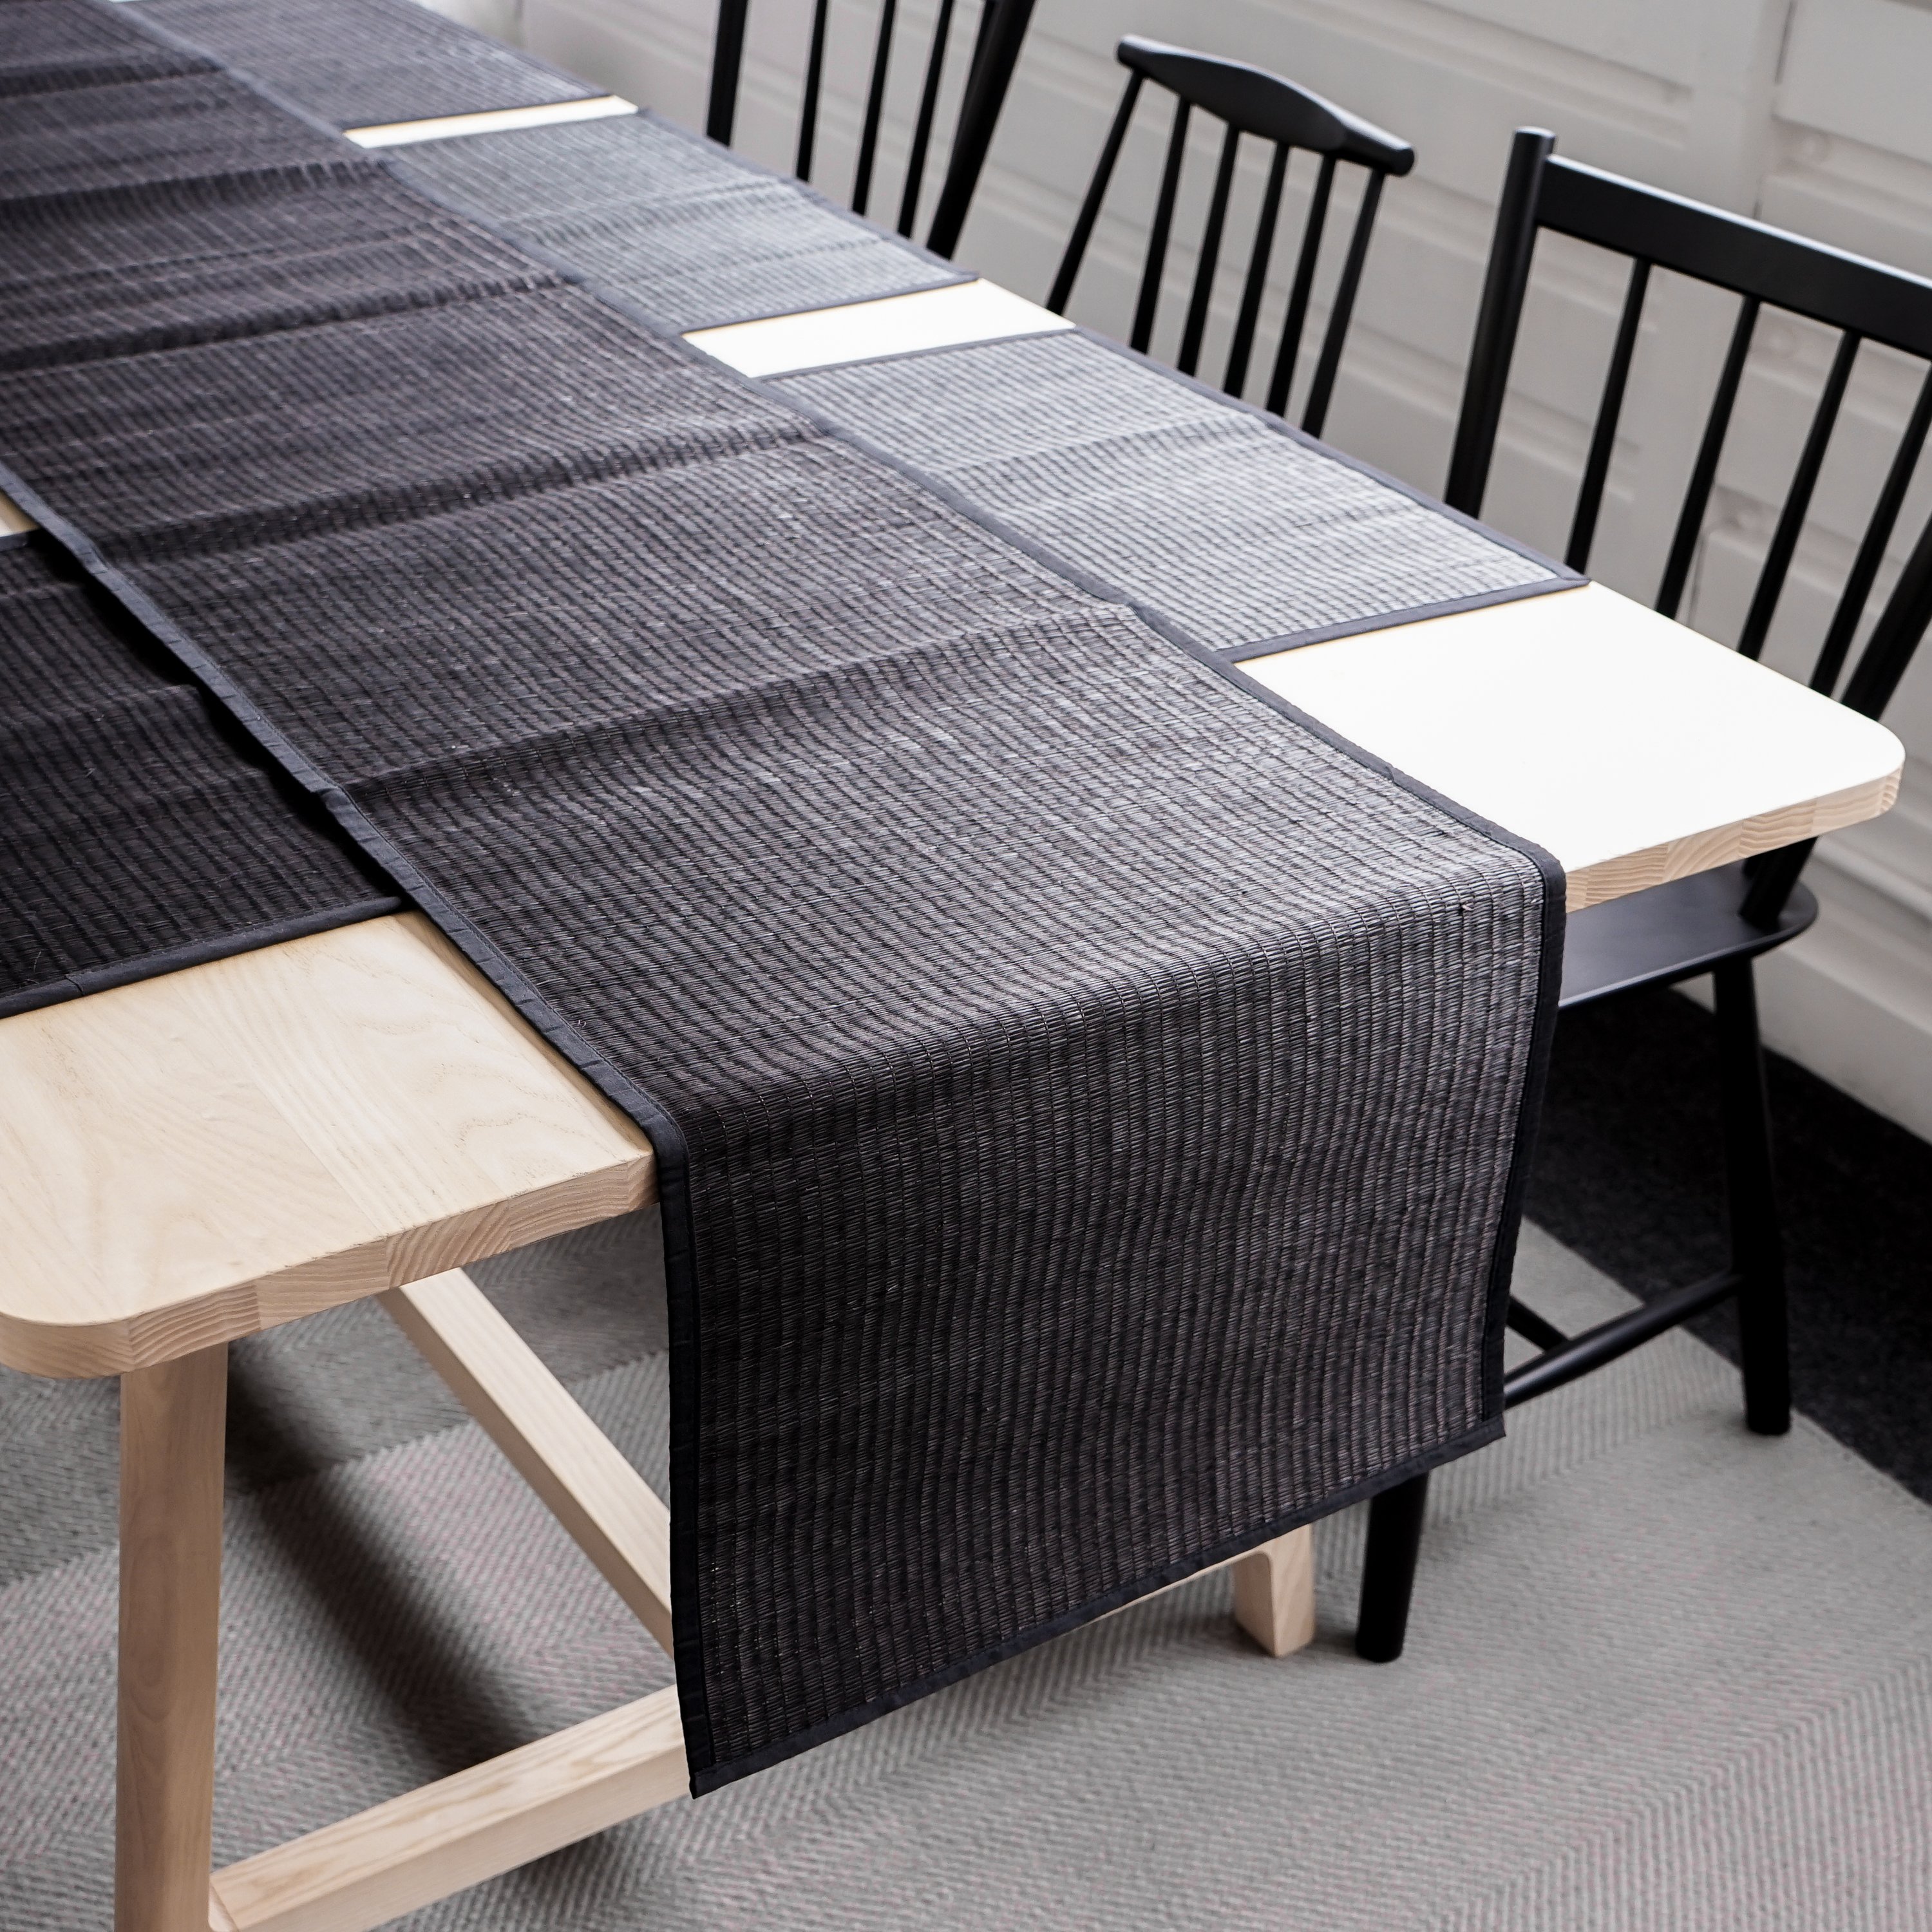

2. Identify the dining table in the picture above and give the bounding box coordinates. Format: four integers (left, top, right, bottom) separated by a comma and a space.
0, 29, 1906, 1932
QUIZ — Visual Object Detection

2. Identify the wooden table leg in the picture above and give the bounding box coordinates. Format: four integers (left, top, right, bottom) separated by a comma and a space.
117, 1343, 227, 1932
1231, 1525, 1316, 1657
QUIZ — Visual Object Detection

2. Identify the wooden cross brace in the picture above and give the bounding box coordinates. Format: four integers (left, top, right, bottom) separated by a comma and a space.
112, 1270, 1314, 1932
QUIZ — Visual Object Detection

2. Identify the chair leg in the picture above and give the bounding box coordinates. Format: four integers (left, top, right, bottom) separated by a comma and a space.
1711, 959, 1791, 1436
1355, 1472, 1429, 1662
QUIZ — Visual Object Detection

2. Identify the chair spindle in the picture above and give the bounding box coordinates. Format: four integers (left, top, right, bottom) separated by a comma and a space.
1656, 296, 1760, 620
1222, 143, 1290, 398
706, 0, 750, 146
897, 0, 960, 236
1046, 73, 1144, 314
1301, 168, 1386, 438
1265, 154, 1336, 418
851, 0, 900, 217
1132, 96, 1192, 355
1178, 124, 1242, 378
1814, 365, 1932, 697
794, 0, 830, 180
1736, 328, 1862, 661
1566, 258, 1651, 572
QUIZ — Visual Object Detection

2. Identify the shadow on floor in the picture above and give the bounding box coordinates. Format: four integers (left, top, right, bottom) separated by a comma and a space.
1524, 983, 1932, 1503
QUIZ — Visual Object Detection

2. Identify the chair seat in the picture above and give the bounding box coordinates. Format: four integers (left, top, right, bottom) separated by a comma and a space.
1560, 862, 1818, 1009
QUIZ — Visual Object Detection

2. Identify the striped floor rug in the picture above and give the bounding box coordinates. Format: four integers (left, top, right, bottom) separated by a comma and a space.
3, 1220, 1927, 1927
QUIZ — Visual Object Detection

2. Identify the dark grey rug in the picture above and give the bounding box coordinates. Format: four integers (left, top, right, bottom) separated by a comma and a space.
3, 1222, 1927, 1927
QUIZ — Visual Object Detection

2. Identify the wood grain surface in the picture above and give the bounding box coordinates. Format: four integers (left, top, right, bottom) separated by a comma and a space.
1231, 1526, 1318, 1658
0, 914, 655, 1378
208, 1689, 686, 1932
117, 1345, 227, 1932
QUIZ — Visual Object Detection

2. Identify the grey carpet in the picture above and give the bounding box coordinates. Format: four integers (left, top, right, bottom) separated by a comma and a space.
3, 1222, 1927, 1927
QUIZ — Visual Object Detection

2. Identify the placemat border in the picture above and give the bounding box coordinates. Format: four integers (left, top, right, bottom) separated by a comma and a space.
0, 895, 404, 1019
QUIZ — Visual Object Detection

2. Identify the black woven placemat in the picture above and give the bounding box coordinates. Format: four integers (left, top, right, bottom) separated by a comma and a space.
0, 286, 802, 560
129, 0, 598, 128
1, 14, 1565, 1795
781, 330, 1569, 652
0, 0, 209, 98
0, 541, 395, 1016
0, 161, 553, 371
0, 68, 346, 204
393, 112, 964, 331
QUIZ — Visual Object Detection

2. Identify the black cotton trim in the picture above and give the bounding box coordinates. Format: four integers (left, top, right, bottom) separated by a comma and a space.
0, 896, 403, 1018
1217, 578, 1589, 660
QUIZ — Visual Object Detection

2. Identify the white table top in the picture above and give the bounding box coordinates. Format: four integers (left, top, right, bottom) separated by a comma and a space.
344, 94, 637, 149
1242, 583, 1901, 907
687, 279, 1072, 377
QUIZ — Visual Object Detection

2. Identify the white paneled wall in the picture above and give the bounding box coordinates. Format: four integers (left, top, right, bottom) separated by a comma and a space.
430, 0, 1932, 1144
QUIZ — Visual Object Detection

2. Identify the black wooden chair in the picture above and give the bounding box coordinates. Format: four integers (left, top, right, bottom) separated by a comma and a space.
1045, 37, 1413, 435
705, 0, 1034, 257
1356, 129, 1932, 1662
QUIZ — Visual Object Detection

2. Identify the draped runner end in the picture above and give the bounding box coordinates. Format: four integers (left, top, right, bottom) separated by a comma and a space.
0, 0, 1567, 1792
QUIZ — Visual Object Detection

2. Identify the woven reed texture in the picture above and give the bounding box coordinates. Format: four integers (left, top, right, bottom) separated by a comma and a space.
0, 163, 554, 372
131, 0, 596, 128
111, 427, 1552, 1783
395, 113, 960, 330
0, 70, 346, 204
0, 544, 389, 1014
0, 24, 1558, 1788
0, 0, 208, 98
0, 287, 805, 560
784, 332, 1560, 649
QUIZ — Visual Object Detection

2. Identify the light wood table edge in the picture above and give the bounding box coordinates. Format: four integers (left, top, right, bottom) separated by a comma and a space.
1100, 1525, 1316, 1656
0, 1155, 654, 1381
1564, 762, 1901, 909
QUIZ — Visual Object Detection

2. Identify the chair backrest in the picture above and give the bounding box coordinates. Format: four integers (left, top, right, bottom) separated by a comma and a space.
1046, 37, 1413, 436
705, 0, 1034, 256
1447, 129, 1932, 922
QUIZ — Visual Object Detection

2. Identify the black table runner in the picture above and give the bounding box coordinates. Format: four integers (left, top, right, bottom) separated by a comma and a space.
1, 2, 1566, 1795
